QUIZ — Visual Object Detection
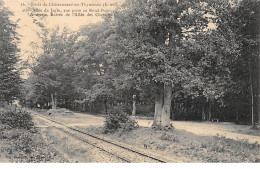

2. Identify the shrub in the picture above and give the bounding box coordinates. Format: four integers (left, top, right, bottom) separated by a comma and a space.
0, 106, 34, 130
103, 105, 138, 133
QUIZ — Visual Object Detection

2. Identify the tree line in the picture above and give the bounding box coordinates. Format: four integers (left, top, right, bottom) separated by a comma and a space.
16, 0, 259, 128
0, 0, 21, 106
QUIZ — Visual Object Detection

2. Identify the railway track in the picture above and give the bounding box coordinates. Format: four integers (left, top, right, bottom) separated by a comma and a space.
31, 111, 170, 163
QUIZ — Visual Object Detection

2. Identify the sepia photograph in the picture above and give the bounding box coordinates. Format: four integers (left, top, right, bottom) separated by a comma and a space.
0, 0, 259, 166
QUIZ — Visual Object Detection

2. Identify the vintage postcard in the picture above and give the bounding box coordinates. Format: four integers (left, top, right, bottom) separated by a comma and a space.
0, 0, 259, 166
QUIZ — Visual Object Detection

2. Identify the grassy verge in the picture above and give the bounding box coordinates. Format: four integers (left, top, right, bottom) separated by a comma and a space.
0, 106, 61, 162
84, 126, 260, 163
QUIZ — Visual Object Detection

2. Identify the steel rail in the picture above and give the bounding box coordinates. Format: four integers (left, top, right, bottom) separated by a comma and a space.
32, 111, 167, 163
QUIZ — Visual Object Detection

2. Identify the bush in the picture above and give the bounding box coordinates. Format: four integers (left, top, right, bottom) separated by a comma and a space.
0, 106, 34, 130
103, 105, 138, 133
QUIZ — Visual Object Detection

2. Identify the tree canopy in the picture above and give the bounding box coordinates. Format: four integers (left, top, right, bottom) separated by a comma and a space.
0, 0, 21, 104
21, 0, 259, 126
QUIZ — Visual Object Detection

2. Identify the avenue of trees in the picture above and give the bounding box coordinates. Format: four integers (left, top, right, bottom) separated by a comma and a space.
0, 0, 21, 105
20, 0, 259, 128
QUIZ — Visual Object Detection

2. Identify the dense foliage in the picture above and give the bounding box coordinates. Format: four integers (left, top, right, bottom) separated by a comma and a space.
21, 0, 259, 125
0, 106, 34, 130
0, 0, 21, 104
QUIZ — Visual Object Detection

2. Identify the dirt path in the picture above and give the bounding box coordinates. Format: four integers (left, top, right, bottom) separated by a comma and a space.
50, 112, 260, 144
138, 120, 260, 144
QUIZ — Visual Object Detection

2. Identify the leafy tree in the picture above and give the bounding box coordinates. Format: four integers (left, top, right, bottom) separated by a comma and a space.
0, 0, 21, 104
24, 27, 78, 109
231, 0, 259, 125
178, 0, 240, 121
71, 24, 115, 113
168, 0, 259, 125
21, 0, 259, 127
101, 0, 214, 129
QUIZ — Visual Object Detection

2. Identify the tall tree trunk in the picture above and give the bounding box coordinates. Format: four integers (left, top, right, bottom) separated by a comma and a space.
212, 98, 215, 120
54, 92, 57, 109
236, 110, 239, 123
248, 59, 255, 126
104, 99, 108, 114
197, 104, 200, 121
152, 83, 164, 127
186, 100, 190, 121
51, 93, 55, 109
208, 98, 212, 121
51, 92, 57, 110
132, 95, 136, 116
258, 54, 260, 125
152, 82, 173, 129
161, 84, 173, 128
83, 102, 85, 111
202, 105, 205, 121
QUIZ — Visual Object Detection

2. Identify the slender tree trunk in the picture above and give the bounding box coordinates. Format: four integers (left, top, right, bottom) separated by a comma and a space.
236, 110, 239, 123
212, 98, 215, 120
208, 98, 212, 121
51, 93, 55, 109
51, 92, 57, 110
81, 103, 83, 111
54, 92, 57, 109
132, 95, 136, 116
248, 59, 255, 126
186, 100, 190, 121
185, 103, 188, 120
197, 104, 200, 121
202, 105, 205, 121
180, 103, 184, 117
104, 99, 108, 114
258, 54, 260, 125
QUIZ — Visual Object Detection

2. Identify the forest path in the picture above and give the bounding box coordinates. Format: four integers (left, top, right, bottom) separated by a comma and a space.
138, 120, 260, 144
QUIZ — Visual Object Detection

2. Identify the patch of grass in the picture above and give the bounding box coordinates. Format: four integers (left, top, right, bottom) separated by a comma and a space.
83, 126, 260, 162
159, 132, 179, 142
161, 131, 260, 162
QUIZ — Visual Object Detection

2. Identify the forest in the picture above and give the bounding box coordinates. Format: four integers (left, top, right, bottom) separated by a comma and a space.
1, 0, 259, 128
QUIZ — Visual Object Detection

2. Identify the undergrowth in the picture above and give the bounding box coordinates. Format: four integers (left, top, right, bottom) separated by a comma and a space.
0, 106, 34, 130
0, 105, 57, 162
158, 131, 260, 162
